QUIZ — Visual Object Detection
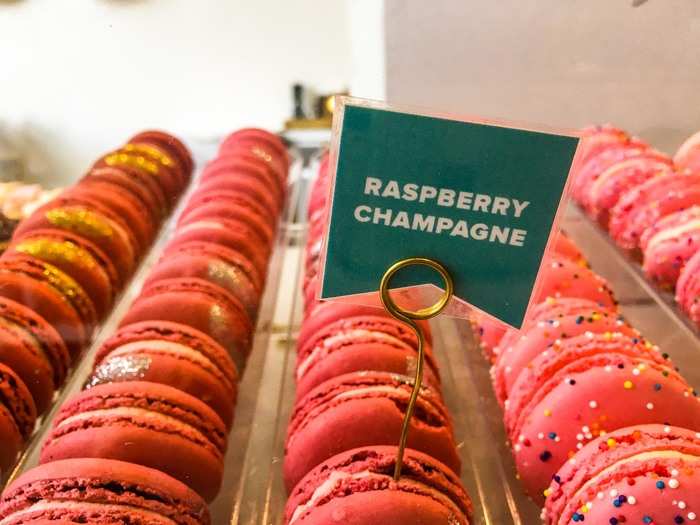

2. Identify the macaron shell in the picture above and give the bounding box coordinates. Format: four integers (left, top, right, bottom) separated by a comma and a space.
544, 425, 700, 524
121, 141, 188, 193
677, 248, 700, 324
510, 353, 700, 502
211, 150, 287, 194
0, 363, 37, 474
0, 458, 210, 524
284, 372, 460, 492
201, 157, 283, 204
129, 129, 194, 178
181, 190, 275, 230
676, 130, 700, 172
120, 278, 252, 371
40, 382, 226, 502
92, 321, 238, 428
195, 177, 280, 217
535, 257, 617, 308
219, 128, 289, 173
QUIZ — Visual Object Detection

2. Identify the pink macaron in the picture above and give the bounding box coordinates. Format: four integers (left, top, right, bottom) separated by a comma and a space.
676, 248, 700, 326
534, 257, 617, 308
675, 130, 700, 174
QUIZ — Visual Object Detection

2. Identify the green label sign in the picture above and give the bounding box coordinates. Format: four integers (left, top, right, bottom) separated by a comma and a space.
320, 99, 580, 328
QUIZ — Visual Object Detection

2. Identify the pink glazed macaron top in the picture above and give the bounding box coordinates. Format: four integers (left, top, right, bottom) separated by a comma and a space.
641, 205, 700, 289
675, 129, 700, 174
285, 446, 473, 525
676, 248, 700, 325
543, 424, 700, 525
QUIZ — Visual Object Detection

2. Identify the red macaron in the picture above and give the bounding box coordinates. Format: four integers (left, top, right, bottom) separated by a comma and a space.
181, 189, 276, 231
130, 129, 194, 180
145, 241, 263, 321
90, 321, 238, 429
219, 128, 289, 175
120, 277, 253, 371
0, 297, 71, 413
6, 228, 119, 320
200, 156, 284, 207
283, 371, 460, 492
285, 446, 473, 525
0, 458, 210, 524
40, 381, 227, 502
0, 363, 36, 476
194, 176, 280, 218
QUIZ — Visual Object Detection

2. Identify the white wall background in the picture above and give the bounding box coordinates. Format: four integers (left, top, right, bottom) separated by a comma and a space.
0, 0, 352, 185
385, 0, 700, 155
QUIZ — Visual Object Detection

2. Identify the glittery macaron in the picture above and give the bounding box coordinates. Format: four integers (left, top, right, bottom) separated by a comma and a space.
543, 425, 700, 525
0, 297, 71, 413
0, 254, 97, 355
675, 130, 700, 174
285, 446, 473, 525
120, 141, 189, 193
147, 241, 263, 321
91, 320, 238, 428
120, 277, 252, 372
0, 363, 37, 475
0, 458, 210, 524
283, 371, 460, 492
295, 315, 441, 400
219, 128, 289, 178
40, 381, 227, 502
6, 228, 119, 320
676, 248, 700, 326
129, 129, 194, 180
505, 334, 700, 503
641, 205, 700, 289
608, 171, 700, 253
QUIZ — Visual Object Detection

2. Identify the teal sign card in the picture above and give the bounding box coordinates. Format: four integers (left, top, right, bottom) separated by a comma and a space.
319, 98, 580, 328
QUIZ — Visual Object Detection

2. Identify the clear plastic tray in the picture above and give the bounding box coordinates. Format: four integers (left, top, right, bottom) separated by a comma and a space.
5, 152, 700, 525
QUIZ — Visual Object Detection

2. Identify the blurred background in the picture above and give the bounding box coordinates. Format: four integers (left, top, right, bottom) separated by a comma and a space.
1, 0, 699, 185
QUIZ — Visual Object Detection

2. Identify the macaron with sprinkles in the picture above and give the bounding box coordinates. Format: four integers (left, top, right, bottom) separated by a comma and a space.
534, 257, 617, 308
675, 129, 700, 174
543, 424, 700, 525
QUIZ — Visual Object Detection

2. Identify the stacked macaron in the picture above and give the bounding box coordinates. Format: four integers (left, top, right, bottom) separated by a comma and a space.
0, 130, 192, 477
9, 128, 288, 509
284, 157, 473, 524
572, 125, 700, 329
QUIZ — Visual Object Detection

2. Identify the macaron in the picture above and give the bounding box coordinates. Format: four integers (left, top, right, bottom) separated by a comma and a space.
470, 312, 510, 363
641, 205, 700, 289
492, 307, 637, 406
676, 248, 700, 326
284, 371, 460, 492
90, 321, 238, 428
0, 363, 37, 475
120, 277, 252, 371
181, 190, 275, 230
0, 297, 70, 413
40, 381, 226, 502
13, 196, 138, 285
194, 176, 280, 218
0, 458, 210, 524
167, 217, 270, 275
130, 129, 194, 180
200, 156, 284, 206
609, 171, 700, 253
6, 228, 119, 320
584, 152, 673, 224
146, 241, 263, 321
543, 425, 700, 525
534, 257, 617, 308
295, 315, 441, 400
675, 129, 700, 174
69, 179, 156, 251
576, 126, 630, 165
505, 333, 700, 503
219, 128, 289, 176
0, 254, 96, 355
120, 141, 188, 193
285, 446, 473, 525
83, 165, 167, 222
552, 231, 587, 267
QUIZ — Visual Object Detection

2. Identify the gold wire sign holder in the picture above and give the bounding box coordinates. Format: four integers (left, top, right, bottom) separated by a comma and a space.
379, 257, 454, 481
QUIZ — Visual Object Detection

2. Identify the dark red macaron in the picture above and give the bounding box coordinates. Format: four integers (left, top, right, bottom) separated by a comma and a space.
120, 278, 253, 372
83, 165, 168, 223
295, 315, 441, 400
120, 141, 188, 193
284, 371, 460, 492
0, 297, 71, 413
6, 228, 119, 320
0, 254, 96, 356
285, 446, 473, 525
0, 363, 37, 476
0, 458, 210, 524
147, 241, 263, 321
181, 189, 276, 231
90, 321, 238, 429
13, 196, 138, 285
194, 176, 280, 218
69, 179, 157, 252
167, 217, 270, 276
177, 200, 275, 247
130, 129, 194, 180
40, 381, 227, 502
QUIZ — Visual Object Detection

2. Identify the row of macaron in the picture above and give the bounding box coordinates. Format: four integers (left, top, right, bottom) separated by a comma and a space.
282, 155, 474, 525
0, 130, 194, 477
475, 231, 700, 523
571, 126, 700, 328
0, 128, 289, 524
